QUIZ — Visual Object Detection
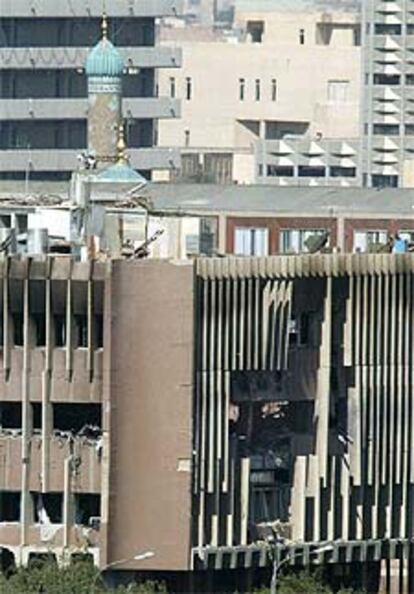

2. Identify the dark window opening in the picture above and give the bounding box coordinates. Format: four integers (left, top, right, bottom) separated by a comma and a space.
255, 79, 261, 101
74, 315, 87, 348
28, 553, 57, 569
0, 403, 21, 429
0, 120, 86, 150
289, 313, 311, 346
0, 17, 155, 48
32, 492, 63, 524
406, 75, 414, 86
267, 165, 294, 177
71, 553, 94, 565
271, 78, 277, 102
373, 74, 400, 86
299, 28, 305, 45
185, 77, 192, 101
405, 125, 414, 135
372, 174, 399, 188
246, 20, 264, 43
75, 494, 101, 526
169, 76, 175, 99
0, 492, 20, 522
239, 78, 245, 101
33, 314, 46, 347
95, 315, 103, 349
329, 167, 356, 178
374, 24, 401, 35
52, 403, 102, 434
373, 124, 399, 136
298, 166, 326, 177
32, 403, 41, 431
54, 315, 66, 347
12, 314, 23, 347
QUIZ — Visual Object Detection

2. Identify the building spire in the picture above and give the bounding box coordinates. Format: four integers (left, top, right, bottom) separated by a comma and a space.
101, 12, 108, 40
116, 124, 128, 164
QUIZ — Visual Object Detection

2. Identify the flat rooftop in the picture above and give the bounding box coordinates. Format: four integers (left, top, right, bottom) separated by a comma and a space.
1, 180, 414, 219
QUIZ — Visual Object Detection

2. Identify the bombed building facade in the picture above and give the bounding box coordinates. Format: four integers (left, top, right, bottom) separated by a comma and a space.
0, 253, 414, 594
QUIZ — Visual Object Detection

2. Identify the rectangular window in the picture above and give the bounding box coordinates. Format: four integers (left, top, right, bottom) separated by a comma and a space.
184, 129, 190, 147
0, 491, 20, 522
371, 174, 399, 188
267, 165, 294, 177
373, 124, 399, 136
373, 74, 400, 86
327, 80, 350, 103
239, 78, 245, 101
52, 403, 102, 434
374, 24, 401, 35
281, 229, 328, 253
298, 166, 326, 178
75, 494, 101, 526
329, 166, 356, 178
353, 230, 387, 253
234, 227, 269, 256
169, 76, 175, 98
246, 20, 264, 43
0, 402, 22, 429
32, 492, 63, 524
299, 28, 305, 45
255, 79, 261, 101
271, 78, 277, 101
185, 77, 192, 101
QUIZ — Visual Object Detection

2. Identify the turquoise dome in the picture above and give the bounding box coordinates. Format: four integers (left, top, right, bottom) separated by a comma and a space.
85, 37, 124, 78
97, 162, 147, 185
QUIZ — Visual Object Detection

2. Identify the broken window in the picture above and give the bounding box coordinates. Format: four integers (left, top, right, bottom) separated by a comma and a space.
52, 403, 102, 434
0, 491, 20, 522
74, 494, 100, 526
32, 492, 63, 524
74, 315, 87, 347
33, 314, 46, 347
28, 553, 57, 568
12, 314, 23, 346
54, 315, 66, 347
0, 402, 22, 429
289, 313, 311, 347
32, 403, 41, 431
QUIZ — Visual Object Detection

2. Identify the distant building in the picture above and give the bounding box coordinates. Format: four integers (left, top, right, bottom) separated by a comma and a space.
362, 0, 414, 188
0, 0, 183, 181
157, 1, 362, 186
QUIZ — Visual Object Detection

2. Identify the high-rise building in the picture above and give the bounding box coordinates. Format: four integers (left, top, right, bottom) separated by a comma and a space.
0, 0, 182, 181
362, 0, 414, 188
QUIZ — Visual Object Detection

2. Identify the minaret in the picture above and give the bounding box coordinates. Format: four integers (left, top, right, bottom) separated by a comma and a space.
85, 13, 124, 165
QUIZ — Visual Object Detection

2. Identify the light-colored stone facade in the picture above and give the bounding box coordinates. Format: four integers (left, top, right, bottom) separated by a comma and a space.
157, 4, 361, 185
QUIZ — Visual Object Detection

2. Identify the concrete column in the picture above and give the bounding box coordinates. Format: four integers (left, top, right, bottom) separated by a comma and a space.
21, 271, 32, 546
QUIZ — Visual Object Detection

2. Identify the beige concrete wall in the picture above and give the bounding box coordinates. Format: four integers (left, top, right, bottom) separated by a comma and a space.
158, 12, 360, 154
106, 260, 194, 571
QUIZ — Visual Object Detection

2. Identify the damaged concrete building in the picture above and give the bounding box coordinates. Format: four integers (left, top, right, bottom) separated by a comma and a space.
0, 252, 414, 593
